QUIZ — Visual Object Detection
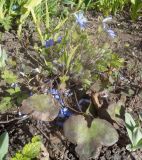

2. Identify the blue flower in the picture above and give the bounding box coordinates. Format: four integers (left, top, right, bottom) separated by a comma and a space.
102, 16, 116, 39
11, 83, 18, 88
106, 29, 116, 38
45, 39, 54, 48
49, 88, 72, 118
29, 92, 33, 96
49, 88, 65, 106
56, 36, 62, 43
45, 36, 62, 48
74, 11, 87, 30
49, 88, 59, 95
58, 107, 72, 118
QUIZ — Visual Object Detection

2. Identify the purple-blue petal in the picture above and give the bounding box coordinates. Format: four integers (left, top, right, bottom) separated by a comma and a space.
29, 92, 33, 96
107, 29, 116, 38
57, 36, 62, 43
49, 88, 73, 118
45, 39, 54, 48
58, 107, 72, 118
74, 11, 87, 30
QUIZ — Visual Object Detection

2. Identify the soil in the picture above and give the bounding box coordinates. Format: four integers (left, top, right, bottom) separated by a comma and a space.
0, 11, 142, 160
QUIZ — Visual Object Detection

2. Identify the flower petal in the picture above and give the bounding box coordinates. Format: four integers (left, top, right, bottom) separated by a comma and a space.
45, 39, 54, 48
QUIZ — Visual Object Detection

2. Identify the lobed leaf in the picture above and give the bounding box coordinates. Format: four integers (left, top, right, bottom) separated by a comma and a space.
12, 135, 41, 160
2, 70, 17, 84
64, 115, 118, 159
0, 97, 11, 113
21, 94, 61, 121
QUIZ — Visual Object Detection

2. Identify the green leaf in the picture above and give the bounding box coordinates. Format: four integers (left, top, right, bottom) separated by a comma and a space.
6, 87, 20, 95
0, 45, 7, 69
64, 115, 118, 159
18, 10, 30, 37
136, 138, 142, 149
11, 153, 29, 160
63, 0, 76, 5
131, 0, 135, 4
114, 101, 124, 116
54, 17, 68, 32
21, 94, 61, 121
125, 113, 136, 144
0, 97, 11, 113
2, 70, 17, 84
125, 113, 142, 151
139, 113, 142, 122
59, 75, 69, 83
24, 0, 42, 10
106, 99, 125, 124
0, 132, 9, 160
12, 136, 41, 160
125, 113, 136, 127
45, 0, 49, 29
31, 135, 41, 143
22, 138, 41, 158
132, 127, 142, 147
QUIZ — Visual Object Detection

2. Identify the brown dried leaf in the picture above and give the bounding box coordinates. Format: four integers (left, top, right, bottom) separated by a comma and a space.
91, 92, 102, 108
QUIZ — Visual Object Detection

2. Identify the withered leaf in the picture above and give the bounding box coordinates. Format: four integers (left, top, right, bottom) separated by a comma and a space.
21, 94, 61, 121
64, 115, 118, 159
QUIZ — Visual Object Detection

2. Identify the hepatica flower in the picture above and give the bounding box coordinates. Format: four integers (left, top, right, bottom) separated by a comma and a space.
102, 16, 116, 39
45, 39, 54, 48
57, 36, 62, 43
58, 107, 72, 118
49, 88, 72, 118
106, 29, 116, 39
29, 92, 33, 96
74, 11, 87, 30
45, 36, 62, 48
11, 82, 19, 88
